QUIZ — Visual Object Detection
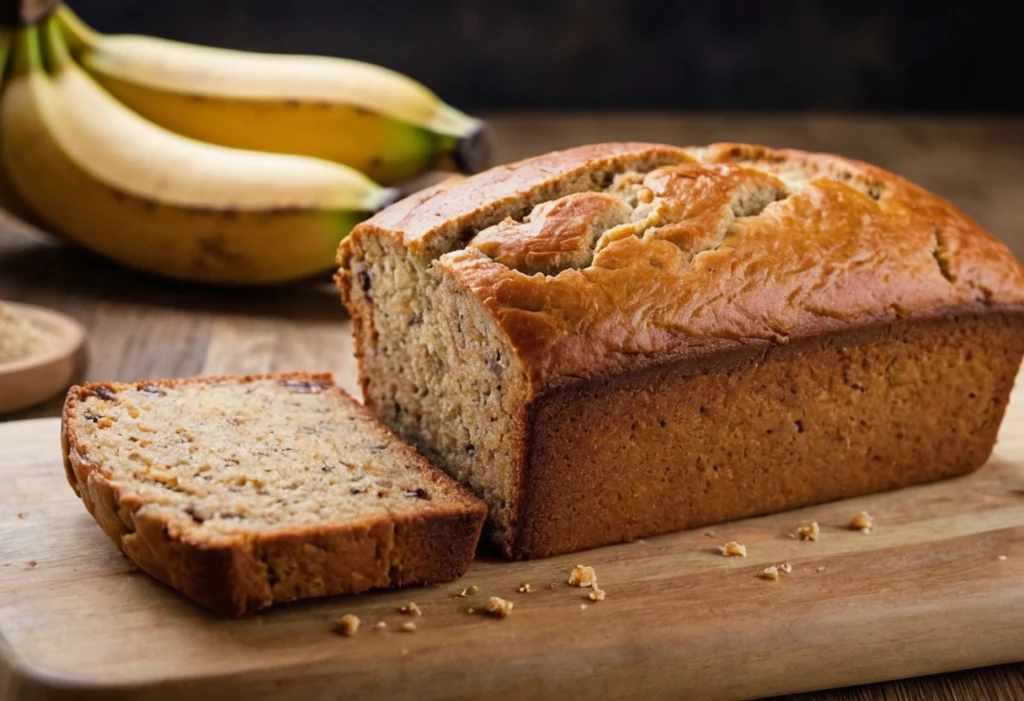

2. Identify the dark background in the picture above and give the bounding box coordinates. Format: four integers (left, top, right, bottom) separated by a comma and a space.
70, 0, 1023, 113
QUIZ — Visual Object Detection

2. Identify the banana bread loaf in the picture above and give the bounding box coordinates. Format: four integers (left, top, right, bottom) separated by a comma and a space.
62, 373, 487, 615
336, 142, 1024, 559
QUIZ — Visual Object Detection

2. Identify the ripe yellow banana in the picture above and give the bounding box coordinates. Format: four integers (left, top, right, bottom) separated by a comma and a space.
0, 20, 396, 285
56, 5, 488, 185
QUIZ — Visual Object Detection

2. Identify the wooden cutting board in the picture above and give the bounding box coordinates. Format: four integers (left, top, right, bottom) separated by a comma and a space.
2, 379, 1024, 701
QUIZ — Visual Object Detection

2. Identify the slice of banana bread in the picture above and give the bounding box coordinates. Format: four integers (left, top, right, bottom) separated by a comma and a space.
61, 372, 487, 616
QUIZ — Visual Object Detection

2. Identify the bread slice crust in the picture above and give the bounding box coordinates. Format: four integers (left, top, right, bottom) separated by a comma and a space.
62, 372, 486, 616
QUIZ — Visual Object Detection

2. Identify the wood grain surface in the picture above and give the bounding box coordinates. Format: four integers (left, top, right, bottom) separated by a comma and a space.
2, 375, 1024, 699
1, 113, 1023, 700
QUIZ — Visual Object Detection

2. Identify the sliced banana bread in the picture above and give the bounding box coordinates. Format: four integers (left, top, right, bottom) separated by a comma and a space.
61, 372, 487, 616
337, 142, 1024, 559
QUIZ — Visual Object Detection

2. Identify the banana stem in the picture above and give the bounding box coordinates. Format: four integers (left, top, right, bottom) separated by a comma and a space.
41, 12, 71, 71
53, 3, 98, 54
10, 24, 41, 76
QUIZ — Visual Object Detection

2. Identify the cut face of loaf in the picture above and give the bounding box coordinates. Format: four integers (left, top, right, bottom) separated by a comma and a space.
61, 373, 486, 615
337, 142, 1024, 559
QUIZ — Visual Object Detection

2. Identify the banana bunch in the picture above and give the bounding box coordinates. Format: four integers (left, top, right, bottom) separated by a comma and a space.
0, 7, 487, 285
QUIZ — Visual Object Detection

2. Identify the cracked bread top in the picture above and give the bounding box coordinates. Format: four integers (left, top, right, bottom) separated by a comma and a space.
62, 373, 486, 547
339, 142, 1024, 388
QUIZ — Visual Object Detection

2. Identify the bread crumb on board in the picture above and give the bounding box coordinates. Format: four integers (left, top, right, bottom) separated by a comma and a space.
399, 602, 422, 616
487, 596, 514, 618
334, 614, 360, 637
454, 584, 479, 598
792, 522, 820, 541
816, 566, 827, 573
719, 541, 747, 557
399, 621, 417, 633
849, 511, 873, 533
759, 563, 793, 581
581, 603, 589, 611
518, 583, 531, 593
372, 621, 387, 630
568, 565, 597, 587
997, 555, 1008, 562
588, 588, 606, 601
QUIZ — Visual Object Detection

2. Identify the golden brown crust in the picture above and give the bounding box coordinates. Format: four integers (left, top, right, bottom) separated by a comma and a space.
61, 372, 487, 616
514, 312, 1024, 558
342, 142, 1024, 392
466, 192, 632, 275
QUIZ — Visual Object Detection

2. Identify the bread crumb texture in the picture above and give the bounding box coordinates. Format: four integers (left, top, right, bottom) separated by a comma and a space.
0, 302, 53, 365
998, 555, 1008, 561
64, 375, 479, 535
568, 565, 597, 587
793, 523, 820, 541
372, 621, 387, 630
720, 541, 747, 557
518, 583, 531, 593
487, 596, 514, 618
759, 566, 780, 581
399, 621, 417, 633
334, 614, 360, 637
849, 511, 873, 533
780, 563, 793, 574
588, 588, 606, 601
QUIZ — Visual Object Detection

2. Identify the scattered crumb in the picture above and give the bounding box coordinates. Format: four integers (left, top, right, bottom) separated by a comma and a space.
399, 602, 422, 616
759, 566, 780, 581
793, 522, 820, 541
467, 608, 475, 614
588, 588, 606, 601
454, 585, 479, 598
997, 555, 1008, 561
518, 583, 531, 593
704, 531, 715, 538
581, 603, 589, 611
399, 621, 417, 633
780, 563, 793, 574
333, 614, 360, 637
486, 596, 514, 618
719, 541, 747, 557
816, 566, 827, 573
568, 565, 597, 587
26, 560, 37, 568
637, 539, 647, 545
401, 648, 409, 655
849, 511, 873, 533
372, 621, 387, 630
17, 512, 26, 519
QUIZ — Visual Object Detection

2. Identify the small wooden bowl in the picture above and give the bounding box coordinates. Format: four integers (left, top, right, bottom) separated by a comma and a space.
0, 302, 86, 415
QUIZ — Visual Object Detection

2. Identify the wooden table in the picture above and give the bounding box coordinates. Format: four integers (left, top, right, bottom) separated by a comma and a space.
1, 113, 1022, 700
